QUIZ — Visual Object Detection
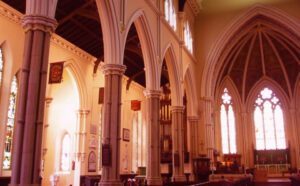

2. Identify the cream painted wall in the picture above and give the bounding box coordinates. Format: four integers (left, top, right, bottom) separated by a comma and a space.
43, 68, 79, 186
120, 77, 147, 174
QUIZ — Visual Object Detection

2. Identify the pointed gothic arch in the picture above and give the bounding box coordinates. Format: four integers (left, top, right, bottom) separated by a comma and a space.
123, 10, 159, 90
162, 44, 183, 106
64, 61, 88, 109
183, 66, 198, 116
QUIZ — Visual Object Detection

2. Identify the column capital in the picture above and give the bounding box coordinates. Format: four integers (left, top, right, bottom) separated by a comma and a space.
101, 63, 126, 75
177, 12, 185, 19
200, 96, 213, 102
76, 109, 90, 115
45, 97, 53, 105
143, 89, 161, 98
187, 116, 199, 122
22, 15, 57, 33
171, 106, 185, 113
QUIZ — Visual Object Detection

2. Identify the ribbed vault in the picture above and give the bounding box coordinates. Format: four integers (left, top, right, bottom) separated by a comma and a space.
217, 17, 300, 101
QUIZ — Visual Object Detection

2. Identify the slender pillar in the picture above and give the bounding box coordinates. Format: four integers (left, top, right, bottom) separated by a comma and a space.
74, 109, 89, 186
289, 108, 300, 168
171, 106, 185, 182
200, 97, 214, 166
41, 97, 53, 176
144, 90, 162, 186
240, 111, 248, 167
10, 14, 57, 186
99, 64, 126, 186
187, 116, 199, 181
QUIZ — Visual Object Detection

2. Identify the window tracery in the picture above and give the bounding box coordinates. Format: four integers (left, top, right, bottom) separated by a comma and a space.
220, 88, 237, 154
254, 87, 286, 150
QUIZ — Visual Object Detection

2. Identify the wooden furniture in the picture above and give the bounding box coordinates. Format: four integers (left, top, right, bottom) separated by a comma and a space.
254, 148, 290, 174
290, 175, 300, 186
193, 157, 211, 182
0, 176, 10, 186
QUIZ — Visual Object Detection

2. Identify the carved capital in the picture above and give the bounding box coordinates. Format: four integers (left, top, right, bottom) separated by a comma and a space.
187, 116, 199, 122
22, 15, 57, 33
143, 89, 161, 98
101, 63, 126, 76
45, 97, 53, 106
77, 109, 90, 116
171, 106, 185, 113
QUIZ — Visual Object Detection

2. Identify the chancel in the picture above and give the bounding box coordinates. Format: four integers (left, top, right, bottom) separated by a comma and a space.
0, 0, 299, 186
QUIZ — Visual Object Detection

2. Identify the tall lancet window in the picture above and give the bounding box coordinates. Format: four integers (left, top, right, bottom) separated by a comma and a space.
3, 76, 18, 170
220, 88, 237, 154
0, 48, 3, 89
254, 87, 286, 150
164, 0, 177, 30
61, 133, 71, 171
184, 22, 193, 53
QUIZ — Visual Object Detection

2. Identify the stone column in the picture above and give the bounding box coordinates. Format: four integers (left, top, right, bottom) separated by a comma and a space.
144, 90, 162, 186
74, 109, 89, 186
41, 97, 53, 175
10, 15, 57, 186
187, 116, 199, 181
201, 97, 214, 166
99, 64, 126, 186
240, 111, 248, 167
171, 106, 185, 182
289, 108, 300, 168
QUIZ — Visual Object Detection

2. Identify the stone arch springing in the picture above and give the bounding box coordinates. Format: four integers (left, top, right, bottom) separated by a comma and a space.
96, 0, 122, 65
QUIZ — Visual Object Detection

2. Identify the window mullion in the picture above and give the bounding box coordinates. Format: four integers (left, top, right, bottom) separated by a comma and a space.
261, 106, 267, 150
226, 106, 230, 154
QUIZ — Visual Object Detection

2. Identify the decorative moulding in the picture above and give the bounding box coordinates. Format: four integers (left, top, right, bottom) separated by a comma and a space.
0, 1, 22, 24
188, 0, 201, 15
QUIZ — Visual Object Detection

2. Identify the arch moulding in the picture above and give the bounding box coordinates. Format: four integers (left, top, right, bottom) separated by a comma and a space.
162, 43, 183, 106
123, 9, 159, 90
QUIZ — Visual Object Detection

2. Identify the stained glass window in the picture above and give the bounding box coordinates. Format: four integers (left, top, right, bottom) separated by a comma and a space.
254, 87, 286, 150
164, 0, 177, 30
184, 22, 193, 53
3, 76, 18, 170
220, 88, 237, 154
61, 133, 71, 171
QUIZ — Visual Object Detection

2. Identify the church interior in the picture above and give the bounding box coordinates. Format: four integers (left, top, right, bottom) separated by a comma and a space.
0, 0, 299, 185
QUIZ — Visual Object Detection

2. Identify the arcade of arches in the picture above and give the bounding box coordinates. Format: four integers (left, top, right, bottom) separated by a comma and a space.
0, 0, 299, 185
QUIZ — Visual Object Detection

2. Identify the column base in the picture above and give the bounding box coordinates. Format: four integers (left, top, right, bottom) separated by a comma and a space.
98, 180, 123, 186
189, 173, 195, 182
146, 177, 163, 186
172, 175, 186, 182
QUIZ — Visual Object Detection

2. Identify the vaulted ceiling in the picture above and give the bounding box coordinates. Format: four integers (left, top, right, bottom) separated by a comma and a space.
216, 17, 300, 101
